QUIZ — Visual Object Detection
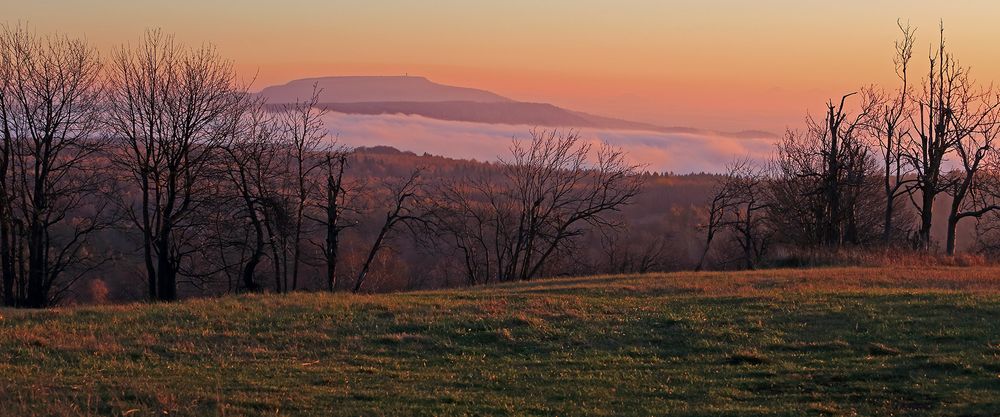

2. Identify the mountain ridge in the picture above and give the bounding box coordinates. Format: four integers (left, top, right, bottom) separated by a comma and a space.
259, 76, 777, 139
258, 75, 511, 103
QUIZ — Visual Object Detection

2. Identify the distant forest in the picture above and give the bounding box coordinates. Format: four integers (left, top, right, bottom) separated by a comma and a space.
1, 23, 998, 308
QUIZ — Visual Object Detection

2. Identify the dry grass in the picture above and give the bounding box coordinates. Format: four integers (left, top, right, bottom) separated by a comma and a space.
483, 265, 1000, 297
2, 266, 1000, 416
771, 247, 992, 268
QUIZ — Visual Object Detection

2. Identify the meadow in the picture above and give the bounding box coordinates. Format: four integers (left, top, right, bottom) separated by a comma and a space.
3, 267, 1000, 416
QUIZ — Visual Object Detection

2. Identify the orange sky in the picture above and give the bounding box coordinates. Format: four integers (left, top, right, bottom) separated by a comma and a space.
7, 1, 1000, 132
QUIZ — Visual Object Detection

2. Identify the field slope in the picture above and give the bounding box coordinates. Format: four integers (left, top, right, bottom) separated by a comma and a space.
3, 267, 1000, 416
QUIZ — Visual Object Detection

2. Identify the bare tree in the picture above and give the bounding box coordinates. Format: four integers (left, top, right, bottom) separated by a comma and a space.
106, 30, 245, 302
698, 158, 769, 269
905, 23, 985, 251
944, 101, 1000, 254
354, 169, 424, 293
219, 98, 287, 292
696, 164, 738, 271
0, 25, 113, 308
970, 153, 1000, 255
863, 21, 917, 246
773, 94, 877, 247
428, 130, 642, 284
314, 147, 356, 291
699, 158, 772, 270
277, 85, 327, 292
597, 224, 673, 274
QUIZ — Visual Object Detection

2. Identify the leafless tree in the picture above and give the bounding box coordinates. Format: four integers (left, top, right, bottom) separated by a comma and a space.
862, 21, 917, 246
428, 130, 643, 284
218, 98, 287, 292
699, 158, 772, 270
354, 169, 424, 293
773, 94, 877, 247
106, 30, 245, 302
904, 22, 996, 251
277, 85, 327, 291
597, 225, 674, 274
970, 153, 1000, 255
0, 25, 114, 308
944, 101, 1000, 254
313, 147, 356, 291
696, 163, 739, 271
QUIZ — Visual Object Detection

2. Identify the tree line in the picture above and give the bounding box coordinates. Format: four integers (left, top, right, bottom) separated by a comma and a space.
699, 22, 1000, 269
0, 26, 641, 308
6, 21, 996, 307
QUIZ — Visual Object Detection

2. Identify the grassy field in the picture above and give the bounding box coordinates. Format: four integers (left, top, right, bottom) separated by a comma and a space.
3, 267, 1000, 416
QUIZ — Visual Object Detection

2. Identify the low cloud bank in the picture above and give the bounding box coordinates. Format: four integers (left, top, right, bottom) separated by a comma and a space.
323, 112, 776, 173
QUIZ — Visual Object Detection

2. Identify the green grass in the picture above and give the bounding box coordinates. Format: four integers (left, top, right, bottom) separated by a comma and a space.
3, 267, 1000, 416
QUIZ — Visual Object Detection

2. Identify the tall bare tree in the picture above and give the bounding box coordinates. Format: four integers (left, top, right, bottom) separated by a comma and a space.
905, 23, 982, 251
315, 147, 355, 291
863, 21, 917, 246
0, 25, 113, 307
106, 30, 245, 302
277, 85, 327, 292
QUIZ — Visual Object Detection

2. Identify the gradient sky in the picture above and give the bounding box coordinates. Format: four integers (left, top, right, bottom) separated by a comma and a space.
7, 1, 1000, 132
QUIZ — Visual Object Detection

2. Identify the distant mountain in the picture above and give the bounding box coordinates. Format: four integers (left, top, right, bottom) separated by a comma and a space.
258, 76, 511, 103
258, 76, 777, 139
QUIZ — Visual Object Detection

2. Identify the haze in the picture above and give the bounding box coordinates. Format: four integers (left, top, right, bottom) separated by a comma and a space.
10, 1, 1000, 133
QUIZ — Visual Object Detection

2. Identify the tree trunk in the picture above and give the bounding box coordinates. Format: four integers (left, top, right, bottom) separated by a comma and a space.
141, 179, 157, 301
241, 204, 265, 292
155, 233, 177, 301
325, 156, 343, 292
918, 188, 935, 250
945, 215, 958, 256
355, 220, 390, 293
882, 194, 894, 246
0, 214, 14, 307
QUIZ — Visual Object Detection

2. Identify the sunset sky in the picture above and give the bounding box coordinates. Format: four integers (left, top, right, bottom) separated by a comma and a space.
8, 1, 1000, 132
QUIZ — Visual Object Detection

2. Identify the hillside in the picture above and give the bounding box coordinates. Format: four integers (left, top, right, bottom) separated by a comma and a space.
3, 267, 1000, 416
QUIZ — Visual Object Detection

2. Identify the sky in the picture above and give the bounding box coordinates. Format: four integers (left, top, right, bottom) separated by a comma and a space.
6, 1, 1000, 133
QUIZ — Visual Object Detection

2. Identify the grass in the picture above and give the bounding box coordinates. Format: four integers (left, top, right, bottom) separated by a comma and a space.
3, 266, 1000, 416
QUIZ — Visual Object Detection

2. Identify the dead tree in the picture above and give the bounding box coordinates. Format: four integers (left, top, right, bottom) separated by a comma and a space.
0, 25, 113, 308
107, 30, 245, 302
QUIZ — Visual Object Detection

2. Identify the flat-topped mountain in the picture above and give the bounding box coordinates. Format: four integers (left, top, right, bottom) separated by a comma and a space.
258, 75, 511, 103
258, 76, 776, 139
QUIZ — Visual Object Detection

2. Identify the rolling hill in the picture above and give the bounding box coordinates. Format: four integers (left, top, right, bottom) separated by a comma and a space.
3, 267, 1000, 415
